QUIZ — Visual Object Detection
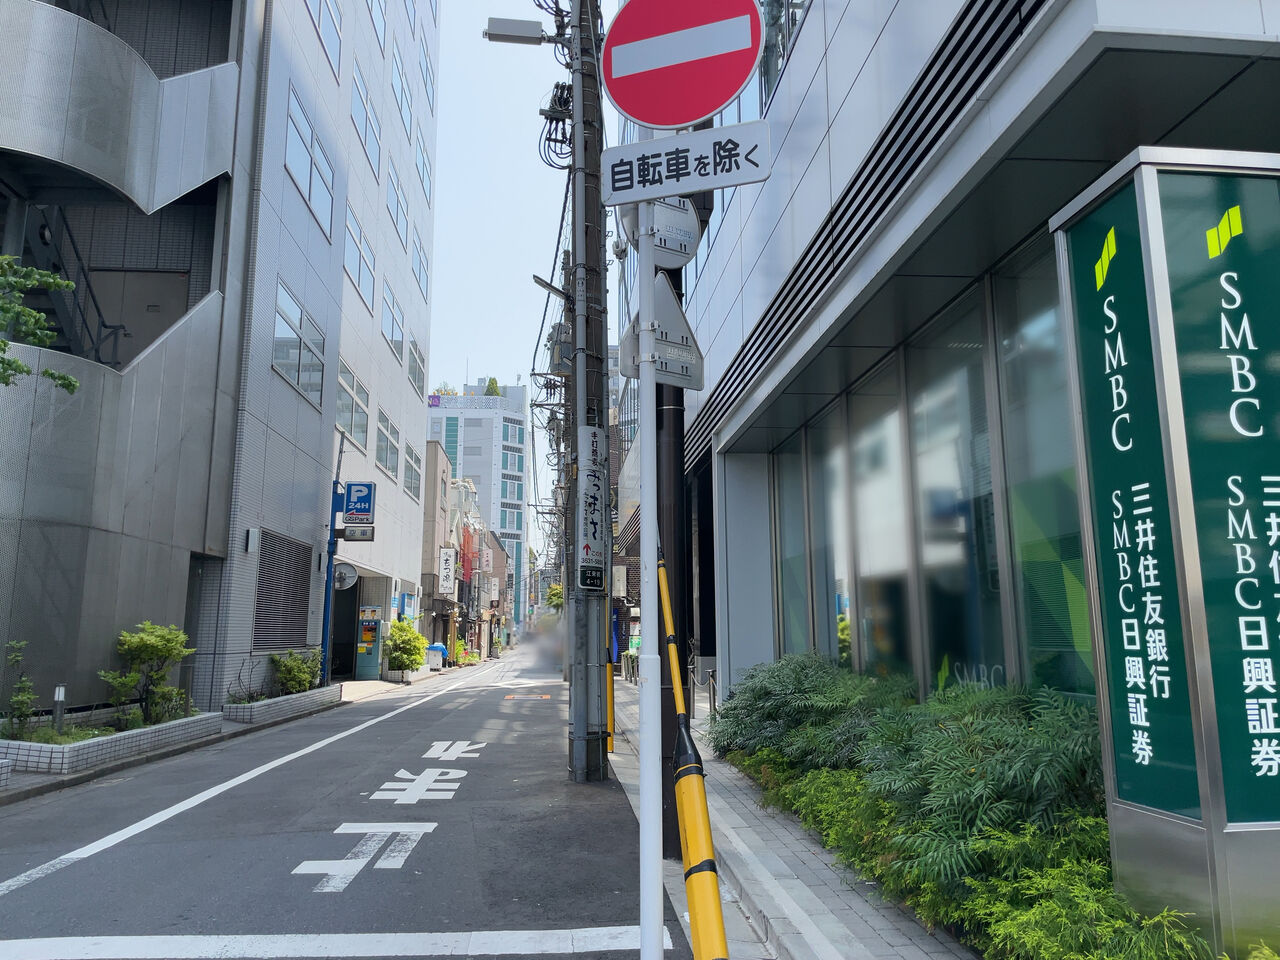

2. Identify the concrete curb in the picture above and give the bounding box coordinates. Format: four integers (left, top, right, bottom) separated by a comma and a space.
0, 698, 345, 808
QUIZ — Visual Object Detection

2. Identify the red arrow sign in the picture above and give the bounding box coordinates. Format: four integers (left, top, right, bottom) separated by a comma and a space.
602, 0, 764, 130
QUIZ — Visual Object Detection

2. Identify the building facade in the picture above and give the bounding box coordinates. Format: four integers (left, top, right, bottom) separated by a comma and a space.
418, 439, 452, 647
427, 381, 530, 629
610, 0, 1280, 948
0, 0, 440, 707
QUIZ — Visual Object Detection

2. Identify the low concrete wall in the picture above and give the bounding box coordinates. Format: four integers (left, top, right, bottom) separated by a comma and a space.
383, 665, 435, 684
0, 712, 221, 774
221, 685, 340, 724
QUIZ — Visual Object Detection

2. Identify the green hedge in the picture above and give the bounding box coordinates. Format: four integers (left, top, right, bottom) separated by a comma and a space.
709, 656, 1252, 960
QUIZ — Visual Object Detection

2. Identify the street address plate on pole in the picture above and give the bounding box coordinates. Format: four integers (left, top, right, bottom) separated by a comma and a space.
603, 121, 771, 206
577, 426, 607, 591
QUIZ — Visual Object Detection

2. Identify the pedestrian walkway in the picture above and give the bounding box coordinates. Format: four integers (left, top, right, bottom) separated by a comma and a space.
611, 675, 978, 960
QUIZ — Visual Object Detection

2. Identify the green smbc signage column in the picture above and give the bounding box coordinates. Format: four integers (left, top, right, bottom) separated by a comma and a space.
1054, 149, 1280, 955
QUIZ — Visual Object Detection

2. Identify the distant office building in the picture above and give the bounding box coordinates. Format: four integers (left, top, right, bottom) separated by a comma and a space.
0, 0, 441, 706
427, 381, 530, 628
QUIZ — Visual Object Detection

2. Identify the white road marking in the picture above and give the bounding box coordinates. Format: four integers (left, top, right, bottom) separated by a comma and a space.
292, 823, 436, 893
0, 662, 503, 899
422, 739, 486, 760
0, 926, 675, 958
611, 16, 752, 78
370, 767, 466, 803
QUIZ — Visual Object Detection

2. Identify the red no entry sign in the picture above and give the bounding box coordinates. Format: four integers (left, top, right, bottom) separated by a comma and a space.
601, 0, 764, 130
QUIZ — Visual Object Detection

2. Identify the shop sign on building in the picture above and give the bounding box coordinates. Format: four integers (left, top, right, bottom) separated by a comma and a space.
1065, 182, 1201, 817
1158, 171, 1280, 822
438, 548, 456, 595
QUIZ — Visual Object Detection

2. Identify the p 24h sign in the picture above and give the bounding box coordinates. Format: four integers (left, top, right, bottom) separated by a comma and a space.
602, 0, 764, 130
343, 482, 376, 525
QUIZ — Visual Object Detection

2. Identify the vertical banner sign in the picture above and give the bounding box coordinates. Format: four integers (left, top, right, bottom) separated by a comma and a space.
1158, 172, 1280, 823
1067, 183, 1201, 817
438, 548, 456, 595
577, 426, 607, 590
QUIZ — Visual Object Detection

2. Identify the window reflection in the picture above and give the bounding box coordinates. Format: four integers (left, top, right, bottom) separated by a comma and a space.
850, 365, 912, 676
774, 432, 810, 655
995, 242, 1093, 695
760, 1, 811, 111
907, 292, 1005, 690
807, 403, 852, 666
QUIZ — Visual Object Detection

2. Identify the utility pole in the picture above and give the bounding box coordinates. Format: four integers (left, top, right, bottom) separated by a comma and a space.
566, 0, 609, 782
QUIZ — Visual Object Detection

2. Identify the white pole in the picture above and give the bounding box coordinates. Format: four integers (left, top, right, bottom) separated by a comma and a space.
637, 132, 663, 960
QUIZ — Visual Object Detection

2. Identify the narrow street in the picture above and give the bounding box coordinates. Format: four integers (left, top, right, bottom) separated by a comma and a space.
0, 643, 690, 960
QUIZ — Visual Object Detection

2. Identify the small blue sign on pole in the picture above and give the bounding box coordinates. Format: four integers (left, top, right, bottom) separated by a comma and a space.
343, 482, 376, 525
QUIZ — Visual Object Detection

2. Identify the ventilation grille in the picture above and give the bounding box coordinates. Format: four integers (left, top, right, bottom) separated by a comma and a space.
685, 0, 1046, 463
252, 529, 312, 652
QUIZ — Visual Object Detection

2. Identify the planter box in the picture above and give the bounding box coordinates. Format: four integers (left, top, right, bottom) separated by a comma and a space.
383, 665, 433, 684
0, 712, 222, 774
0, 759, 10, 790
221, 685, 341, 724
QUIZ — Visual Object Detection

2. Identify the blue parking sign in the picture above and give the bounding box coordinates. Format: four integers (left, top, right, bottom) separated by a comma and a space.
343, 482, 376, 524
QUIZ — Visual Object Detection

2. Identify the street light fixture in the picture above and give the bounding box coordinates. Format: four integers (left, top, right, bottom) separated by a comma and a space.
533, 273, 571, 304
483, 18, 566, 47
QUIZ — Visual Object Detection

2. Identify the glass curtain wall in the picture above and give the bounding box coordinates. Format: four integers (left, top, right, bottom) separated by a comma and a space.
807, 402, 853, 666
994, 241, 1093, 694
774, 433, 810, 655
906, 291, 1006, 689
850, 364, 913, 677
766, 247, 1096, 700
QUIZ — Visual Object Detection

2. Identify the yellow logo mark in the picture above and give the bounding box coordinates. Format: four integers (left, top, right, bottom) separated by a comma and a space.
1094, 227, 1117, 291
1207, 205, 1243, 259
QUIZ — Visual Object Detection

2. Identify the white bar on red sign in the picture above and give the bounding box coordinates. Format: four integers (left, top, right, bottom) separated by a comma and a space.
611, 16, 753, 78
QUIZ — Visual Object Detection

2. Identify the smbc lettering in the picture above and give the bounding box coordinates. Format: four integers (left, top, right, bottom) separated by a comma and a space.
1103, 295, 1132, 452
1218, 272, 1262, 438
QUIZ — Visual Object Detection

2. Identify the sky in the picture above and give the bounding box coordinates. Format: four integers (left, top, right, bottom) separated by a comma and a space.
431, 1, 622, 559
430, 0, 620, 395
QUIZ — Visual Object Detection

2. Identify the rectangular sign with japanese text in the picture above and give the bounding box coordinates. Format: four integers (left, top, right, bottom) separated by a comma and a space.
602, 120, 771, 206
438, 548, 456, 596
1067, 182, 1202, 818
1158, 171, 1280, 822
576, 426, 607, 590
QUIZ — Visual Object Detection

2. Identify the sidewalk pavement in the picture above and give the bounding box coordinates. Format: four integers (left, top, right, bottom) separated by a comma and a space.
611, 672, 980, 960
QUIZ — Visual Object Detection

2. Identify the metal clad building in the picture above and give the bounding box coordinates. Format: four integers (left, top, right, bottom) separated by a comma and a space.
0, 0, 439, 706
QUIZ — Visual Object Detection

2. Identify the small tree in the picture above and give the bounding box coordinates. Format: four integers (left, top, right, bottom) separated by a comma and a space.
433, 381, 458, 396
1, 638, 37, 740
270, 650, 321, 695
546, 583, 564, 613
484, 377, 501, 396
386, 619, 427, 673
0, 256, 78, 394
115, 622, 195, 724
98, 668, 142, 729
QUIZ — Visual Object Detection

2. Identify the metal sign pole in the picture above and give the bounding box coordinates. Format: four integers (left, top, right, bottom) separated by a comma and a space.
319, 433, 346, 686
637, 186, 663, 959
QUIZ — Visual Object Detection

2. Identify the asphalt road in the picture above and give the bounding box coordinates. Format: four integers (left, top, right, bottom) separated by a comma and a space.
0, 638, 692, 960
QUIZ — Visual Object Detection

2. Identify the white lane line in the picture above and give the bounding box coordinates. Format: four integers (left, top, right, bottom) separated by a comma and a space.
0, 662, 503, 899
0, 926, 675, 958
611, 16, 752, 78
